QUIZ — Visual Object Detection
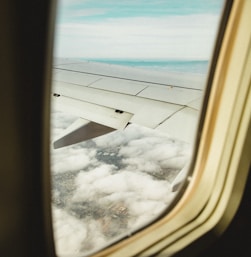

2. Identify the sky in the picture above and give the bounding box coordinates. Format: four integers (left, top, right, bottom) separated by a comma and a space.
54, 0, 224, 60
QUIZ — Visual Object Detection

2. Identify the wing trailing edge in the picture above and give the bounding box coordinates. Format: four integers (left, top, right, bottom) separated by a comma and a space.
52, 59, 204, 148
53, 118, 115, 149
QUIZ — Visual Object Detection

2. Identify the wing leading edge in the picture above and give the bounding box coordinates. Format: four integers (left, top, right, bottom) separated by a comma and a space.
52, 59, 204, 148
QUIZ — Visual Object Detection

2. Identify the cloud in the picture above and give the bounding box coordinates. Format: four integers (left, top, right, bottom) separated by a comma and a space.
52, 207, 88, 255
66, 8, 108, 18
54, 14, 219, 59
51, 108, 191, 255
51, 147, 97, 173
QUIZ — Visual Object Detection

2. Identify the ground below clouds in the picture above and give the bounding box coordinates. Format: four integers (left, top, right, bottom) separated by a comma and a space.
51, 110, 191, 255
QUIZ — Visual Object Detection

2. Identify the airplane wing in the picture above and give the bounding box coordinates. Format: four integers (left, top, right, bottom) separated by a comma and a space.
52, 58, 205, 148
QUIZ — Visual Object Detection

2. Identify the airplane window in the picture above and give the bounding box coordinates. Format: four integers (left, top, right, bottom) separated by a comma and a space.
51, 0, 224, 255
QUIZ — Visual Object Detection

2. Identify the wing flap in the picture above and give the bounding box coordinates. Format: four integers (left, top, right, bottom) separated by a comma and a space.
53, 118, 115, 149
53, 81, 184, 130
89, 77, 148, 95
156, 107, 198, 143
54, 70, 101, 87
53, 94, 133, 130
137, 85, 202, 106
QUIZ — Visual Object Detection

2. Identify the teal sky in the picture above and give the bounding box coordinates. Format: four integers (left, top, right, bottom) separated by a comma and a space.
58, 0, 223, 22
55, 0, 224, 59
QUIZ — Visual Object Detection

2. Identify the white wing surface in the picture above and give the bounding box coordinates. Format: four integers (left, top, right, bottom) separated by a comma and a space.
52, 58, 205, 148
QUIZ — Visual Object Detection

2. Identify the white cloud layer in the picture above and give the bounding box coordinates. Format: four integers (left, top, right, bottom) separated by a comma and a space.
54, 14, 219, 59
50, 109, 191, 255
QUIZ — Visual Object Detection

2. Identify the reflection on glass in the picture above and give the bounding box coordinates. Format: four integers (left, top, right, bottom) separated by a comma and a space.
51, 0, 224, 255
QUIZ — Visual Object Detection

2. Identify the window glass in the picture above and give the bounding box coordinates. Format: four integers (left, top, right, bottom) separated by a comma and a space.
51, 0, 224, 255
